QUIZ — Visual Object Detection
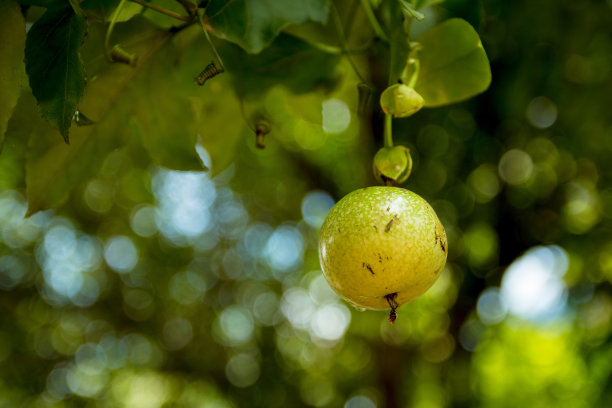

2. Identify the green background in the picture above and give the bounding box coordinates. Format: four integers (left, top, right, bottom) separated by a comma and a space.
0, 0, 611, 407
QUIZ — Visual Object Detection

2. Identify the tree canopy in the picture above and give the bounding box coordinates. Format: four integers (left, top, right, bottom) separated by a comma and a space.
0, 0, 611, 407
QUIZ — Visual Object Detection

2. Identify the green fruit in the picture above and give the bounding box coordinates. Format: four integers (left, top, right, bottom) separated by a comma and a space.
319, 187, 447, 312
380, 84, 424, 118
373, 146, 413, 185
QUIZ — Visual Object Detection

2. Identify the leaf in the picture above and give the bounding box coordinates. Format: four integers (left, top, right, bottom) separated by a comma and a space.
141, 0, 188, 29
80, 0, 143, 22
24, 20, 206, 214
412, 0, 444, 10
0, 0, 26, 151
222, 34, 341, 98
206, 0, 330, 53
129, 28, 205, 171
415, 18, 491, 107
80, 0, 119, 14
25, 5, 88, 143
17, 0, 65, 7
170, 27, 247, 175
0, 91, 39, 190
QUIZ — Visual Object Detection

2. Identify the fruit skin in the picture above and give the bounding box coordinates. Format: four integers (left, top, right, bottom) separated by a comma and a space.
319, 187, 447, 310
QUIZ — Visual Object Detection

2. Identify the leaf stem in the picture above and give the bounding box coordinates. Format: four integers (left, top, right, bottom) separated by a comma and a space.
104, 0, 126, 63
343, 0, 359, 40
128, 0, 192, 22
384, 114, 393, 147
197, 7, 225, 70
331, 3, 366, 83
284, 33, 373, 55
360, 0, 389, 42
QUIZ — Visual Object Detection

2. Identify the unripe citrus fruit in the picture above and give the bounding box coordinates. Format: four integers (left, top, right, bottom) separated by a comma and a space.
318, 187, 447, 314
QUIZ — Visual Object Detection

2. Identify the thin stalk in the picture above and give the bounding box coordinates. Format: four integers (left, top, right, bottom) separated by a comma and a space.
331, 3, 366, 83
343, 0, 359, 40
128, 0, 191, 21
359, 0, 389, 42
384, 114, 393, 147
407, 58, 420, 88
284, 32, 373, 55
197, 8, 225, 70
104, 0, 127, 63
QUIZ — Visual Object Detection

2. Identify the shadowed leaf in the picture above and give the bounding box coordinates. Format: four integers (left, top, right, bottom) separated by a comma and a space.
25, 21, 207, 214
0, 1, 26, 151
206, 0, 330, 53
25, 4, 88, 143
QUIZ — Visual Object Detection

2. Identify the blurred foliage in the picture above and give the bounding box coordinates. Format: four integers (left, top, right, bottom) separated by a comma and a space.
1, 0, 612, 407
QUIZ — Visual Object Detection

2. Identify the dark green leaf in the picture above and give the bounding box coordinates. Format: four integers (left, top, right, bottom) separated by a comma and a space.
0, 0, 26, 151
81, 0, 118, 19
141, 0, 188, 29
17, 0, 65, 7
222, 34, 341, 98
415, 18, 491, 107
80, 0, 119, 11
25, 4, 88, 143
206, 0, 330, 53
81, 0, 143, 22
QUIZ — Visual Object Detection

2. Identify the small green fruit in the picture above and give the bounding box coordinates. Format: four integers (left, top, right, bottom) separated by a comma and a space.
319, 187, 447, 313
373, 146, 413, 185
380, 84, 424, 118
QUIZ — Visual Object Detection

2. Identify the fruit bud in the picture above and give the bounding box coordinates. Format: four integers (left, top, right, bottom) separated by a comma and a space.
380, 84, 424, 118
373, 145, 413, 185
254, 120, 270, 149
111, 44, 138, 66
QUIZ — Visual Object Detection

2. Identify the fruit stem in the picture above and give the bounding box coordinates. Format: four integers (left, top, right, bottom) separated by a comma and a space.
197, 6, 225, 72
384, 114, 393, 147
406, 50, 421, 88
385, 293, 399, 324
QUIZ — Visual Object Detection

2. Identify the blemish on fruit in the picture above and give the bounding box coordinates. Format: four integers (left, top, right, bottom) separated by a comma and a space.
362, 262, 375, 275
435, 231, 447, 253
385, 215, 399, 233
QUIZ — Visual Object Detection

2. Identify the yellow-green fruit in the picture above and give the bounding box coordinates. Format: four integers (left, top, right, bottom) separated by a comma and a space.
319, 187, 447, 310
380, 84, 424, 118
